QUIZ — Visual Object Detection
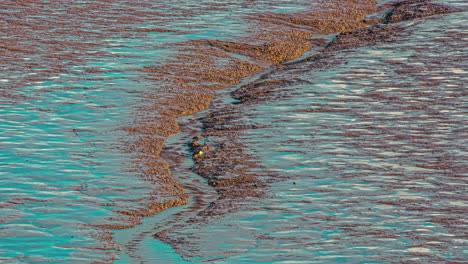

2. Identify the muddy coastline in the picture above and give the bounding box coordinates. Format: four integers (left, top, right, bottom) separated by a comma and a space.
144, 0, 464, 261
123, 0, 383, 225
188, 0, 463, 212
1, 0, 464, 262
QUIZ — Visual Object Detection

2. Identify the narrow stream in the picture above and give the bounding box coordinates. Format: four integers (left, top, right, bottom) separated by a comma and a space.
1, 0, 466, 263
1, 0, 337, 262
116, 2, 467, 263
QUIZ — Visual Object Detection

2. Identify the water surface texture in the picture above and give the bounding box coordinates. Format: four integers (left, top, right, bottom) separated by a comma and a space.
1, 0, 356, 262
1, 0, 466, 263
115, 1, 467, 263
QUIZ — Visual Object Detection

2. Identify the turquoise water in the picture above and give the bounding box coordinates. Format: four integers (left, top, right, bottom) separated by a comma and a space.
1, 0, 321, 262
0, 52, 148, 262
114, 2, 467, 263
1, 0, 466, 263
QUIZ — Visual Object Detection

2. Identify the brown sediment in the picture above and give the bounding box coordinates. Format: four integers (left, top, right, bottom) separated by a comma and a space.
188, 121, 267, 197
381, 0, 463, 24
8, 0, 453, 260
148, 0, 466, 258
126, 0, 386, 226
231, 79, 311, 103
190, 112, 275, 217
8, 0, 457, 262
325, 25, 403, 51
180, 17, 406, 217
235, 23, 405, 103
171, 0, 398, 221
144, 0, 465, 228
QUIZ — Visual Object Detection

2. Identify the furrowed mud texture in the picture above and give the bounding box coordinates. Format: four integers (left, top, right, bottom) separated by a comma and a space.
149, 0, 465, 260
127, 0, 383, 223
187, 0, 463, 219
381, 0, 462, 23
1, 0, 394, 261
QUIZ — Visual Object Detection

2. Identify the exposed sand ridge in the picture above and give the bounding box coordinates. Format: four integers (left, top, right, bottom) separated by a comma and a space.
120, 0, 384, 228
147, 0, 464, 260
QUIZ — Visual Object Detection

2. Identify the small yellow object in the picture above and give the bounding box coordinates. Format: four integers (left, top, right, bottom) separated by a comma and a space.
198, 151, 204, 155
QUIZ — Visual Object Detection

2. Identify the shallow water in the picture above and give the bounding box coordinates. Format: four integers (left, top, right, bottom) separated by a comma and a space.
1, 0, 466, 263
114, 2, 467, 263
226, 13, 468, 261
1, 0, 337, 262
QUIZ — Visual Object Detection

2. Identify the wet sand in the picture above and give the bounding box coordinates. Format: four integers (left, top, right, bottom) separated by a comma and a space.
125, 0, 384, 224
130, 0, 463, 225
137, 0, 466, 262
1, 0, 465, 262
